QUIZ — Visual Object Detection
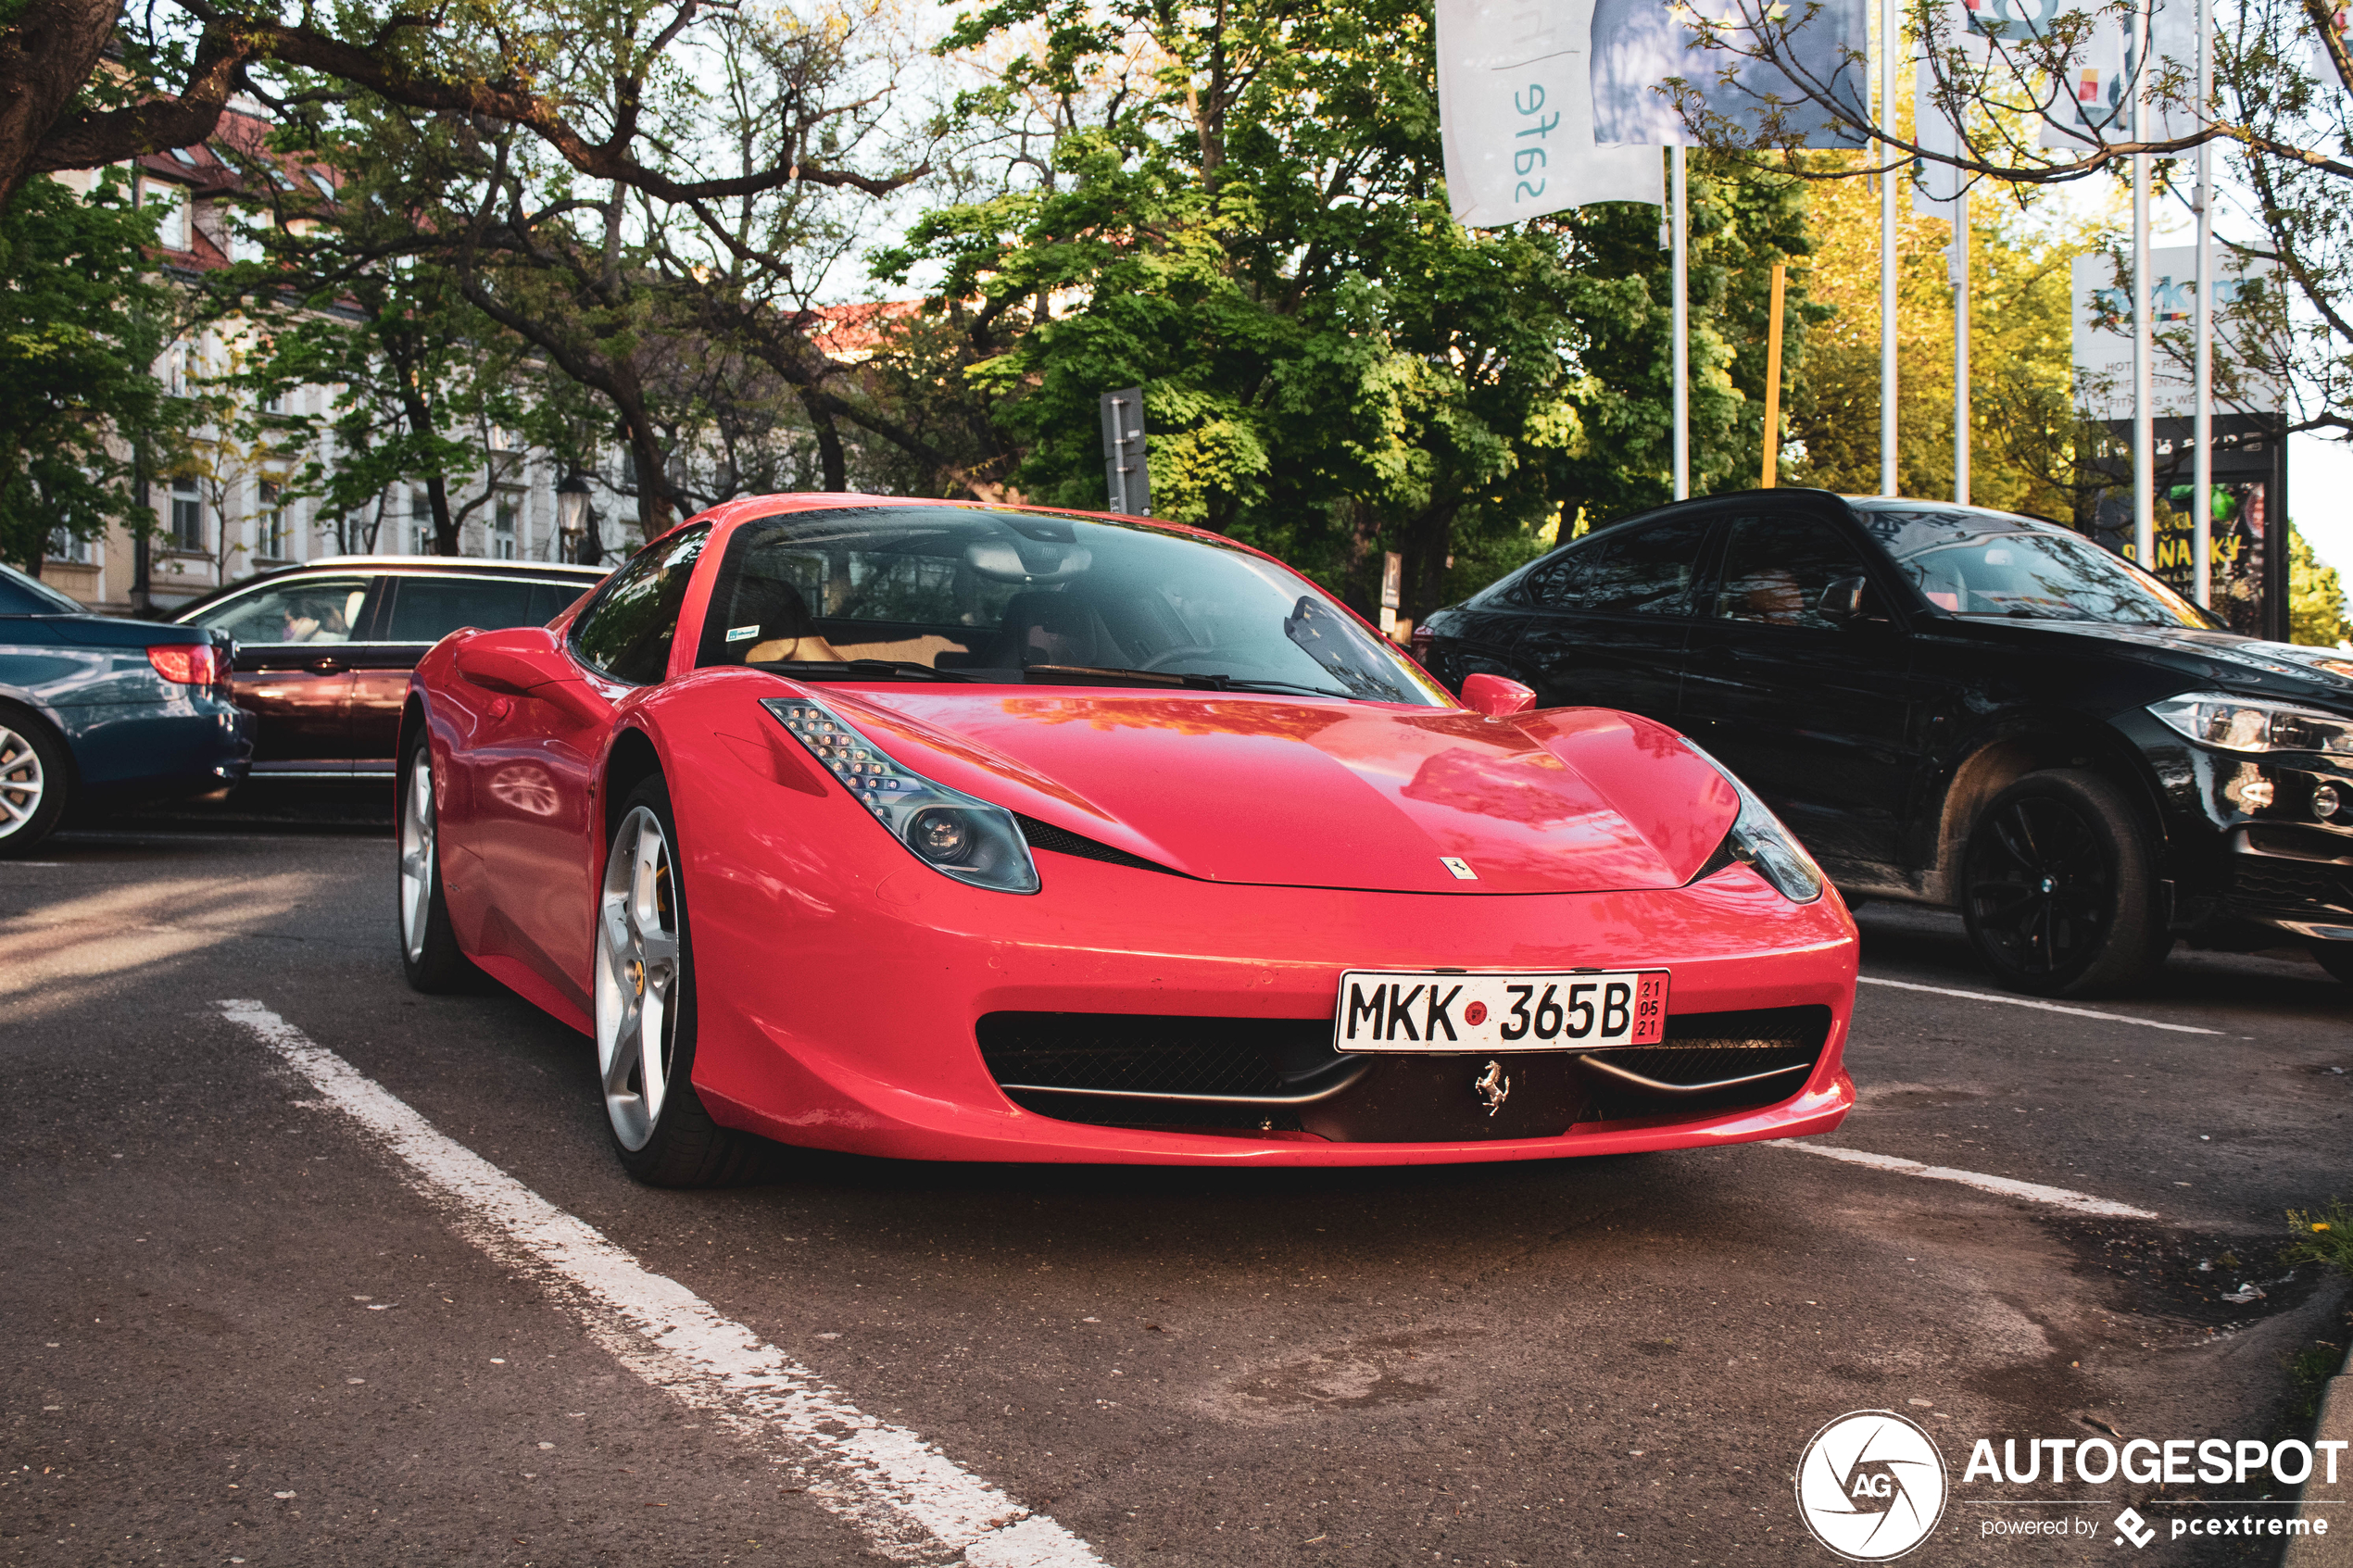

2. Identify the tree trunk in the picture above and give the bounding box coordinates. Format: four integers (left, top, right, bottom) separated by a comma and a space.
0, 0, 120, 211
801, 387, 847, 491
425, 474, 459, 556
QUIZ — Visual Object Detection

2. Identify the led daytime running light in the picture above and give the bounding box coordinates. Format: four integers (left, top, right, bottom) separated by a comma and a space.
761, 696, 1039, 894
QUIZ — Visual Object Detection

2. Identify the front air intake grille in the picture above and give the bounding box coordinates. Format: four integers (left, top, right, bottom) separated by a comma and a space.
1013, 815, 1185, 877
2228, 859, 2353, 915
1577, 1004, 1832, 1122
976, 1012, 1359, 1129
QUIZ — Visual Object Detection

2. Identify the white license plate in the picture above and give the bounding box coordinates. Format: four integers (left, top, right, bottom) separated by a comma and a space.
1332, 969, 1670, 1053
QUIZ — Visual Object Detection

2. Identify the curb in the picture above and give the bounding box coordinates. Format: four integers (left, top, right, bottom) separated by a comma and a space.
2283, 1343, 2353, 1567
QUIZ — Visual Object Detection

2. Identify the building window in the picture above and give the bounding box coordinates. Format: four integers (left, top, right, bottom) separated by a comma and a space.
141, 179, 190, 251
494, 493, 519, 559
258, 482, 287, 558
46, 528, 94, 565
409, 486, 434, 555
170, 477, 204, 549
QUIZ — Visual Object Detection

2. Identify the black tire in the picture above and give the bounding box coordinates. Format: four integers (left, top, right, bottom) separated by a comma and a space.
2312, 943, 2353, 987
592, 775, 762, 1187
396, 729, 481, 992
1960, 769, 2171, 997
0, 705, 70, 858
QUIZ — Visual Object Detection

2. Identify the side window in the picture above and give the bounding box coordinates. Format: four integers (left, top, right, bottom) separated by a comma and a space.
1519, 546, 1588, 608
572, 526, 711, 684
1712, 513, 1872, 631
1573, 518, 1710, 616
186, 576, 373, 646
384, 577, 555, 643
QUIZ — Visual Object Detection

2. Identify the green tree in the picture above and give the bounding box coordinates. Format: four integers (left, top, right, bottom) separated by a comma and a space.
886, 0, 1815, 619
0, 169, 182, 573
2291, 526, 2353, 648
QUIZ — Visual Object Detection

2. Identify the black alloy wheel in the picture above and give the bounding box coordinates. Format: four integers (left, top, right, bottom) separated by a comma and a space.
1960, 769, 2169, 997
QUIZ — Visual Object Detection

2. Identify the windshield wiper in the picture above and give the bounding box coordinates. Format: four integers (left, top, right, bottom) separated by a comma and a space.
1022, 664, 1353, 700
757, 659, 976, 683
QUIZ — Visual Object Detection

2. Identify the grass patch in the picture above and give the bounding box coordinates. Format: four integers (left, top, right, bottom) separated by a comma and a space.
2284, 1199, 2353, 1276
2284, 1341, 2345, 1424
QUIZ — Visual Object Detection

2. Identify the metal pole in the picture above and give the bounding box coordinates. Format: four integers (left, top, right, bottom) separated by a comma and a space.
1673, 145, 1691, 501
1954, 189, 1970, 505
1763, 260, 1787, 488
1881, 0, 1901, 496
2131, 5, 2155, 569
2192, 0, 2214, 607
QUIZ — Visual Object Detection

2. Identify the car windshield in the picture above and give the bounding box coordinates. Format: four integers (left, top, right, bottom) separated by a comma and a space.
1856, 506, 2217, 628
698, 506, 1447, 704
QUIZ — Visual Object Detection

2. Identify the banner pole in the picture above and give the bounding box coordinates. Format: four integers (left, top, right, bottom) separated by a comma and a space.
1954, 189, 1970, 505
2130, 0, 2155, 570
1763, 260, 1787, 488
1674, 145, 1691, 501
2192, 0, 2214, 607
1880, 0, 1900, 496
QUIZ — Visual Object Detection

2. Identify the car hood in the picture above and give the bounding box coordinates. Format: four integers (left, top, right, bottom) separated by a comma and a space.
814, 687, 1741, 895
1949, 618, 2353, 706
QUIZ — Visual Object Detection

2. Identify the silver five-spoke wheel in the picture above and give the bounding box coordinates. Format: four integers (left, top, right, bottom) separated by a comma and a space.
399, 747, 436, 964
595, 805, 682, 1151
0, 722, 47, 840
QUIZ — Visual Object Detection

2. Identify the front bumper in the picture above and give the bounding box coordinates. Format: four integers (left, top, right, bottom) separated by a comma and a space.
2134, 715, 2353, 946
683, 839, 1859, 1167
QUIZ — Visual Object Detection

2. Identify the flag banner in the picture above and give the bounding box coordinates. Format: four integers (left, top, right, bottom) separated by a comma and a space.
1438, 0, 1664, 226
1589, 0, 1870, 146
2070, 245, 2283, 420
1913, 53, 1970, 210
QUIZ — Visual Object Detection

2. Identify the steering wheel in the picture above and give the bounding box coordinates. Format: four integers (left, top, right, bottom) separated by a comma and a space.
1137, 644, 1224, 672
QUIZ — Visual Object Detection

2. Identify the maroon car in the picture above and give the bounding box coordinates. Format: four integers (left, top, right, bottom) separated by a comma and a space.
172, 558, 605, 779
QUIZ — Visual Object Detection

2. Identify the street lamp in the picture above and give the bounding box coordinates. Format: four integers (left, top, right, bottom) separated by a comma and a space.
556, 474, 592, 565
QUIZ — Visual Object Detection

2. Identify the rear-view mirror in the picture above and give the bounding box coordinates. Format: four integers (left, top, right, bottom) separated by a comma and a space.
1818, 576, 1869, 622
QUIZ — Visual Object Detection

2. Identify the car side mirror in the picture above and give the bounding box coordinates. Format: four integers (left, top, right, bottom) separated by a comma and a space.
1818, 576, 1870, 623
454, 628, 573, 695
1461, 671, 1537, 717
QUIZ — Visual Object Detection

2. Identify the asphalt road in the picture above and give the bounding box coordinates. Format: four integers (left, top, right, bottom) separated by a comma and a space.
5, 819, 2349, 1567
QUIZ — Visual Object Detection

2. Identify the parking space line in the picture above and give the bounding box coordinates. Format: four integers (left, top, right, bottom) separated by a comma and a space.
1773, 1140, 2160, 1219
217, 999, 1107, 1568
1857, 975, 2223, 1035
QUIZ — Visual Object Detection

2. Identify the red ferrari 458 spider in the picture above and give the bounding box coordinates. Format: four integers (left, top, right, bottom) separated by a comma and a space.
399, 495, 1857, 1185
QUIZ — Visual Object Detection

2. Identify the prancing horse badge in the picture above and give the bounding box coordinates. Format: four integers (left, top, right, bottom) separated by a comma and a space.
1474, 1060, 1511, 1116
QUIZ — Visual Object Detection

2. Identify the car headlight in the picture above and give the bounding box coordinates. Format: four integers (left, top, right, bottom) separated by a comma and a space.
761, 696, 1040, 894
2147, 693, 2353, 758
1680, 739, 1826, 903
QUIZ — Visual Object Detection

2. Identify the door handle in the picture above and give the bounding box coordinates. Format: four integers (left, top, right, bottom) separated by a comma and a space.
308, 657, 346, 673
1697, 645, 1745, 669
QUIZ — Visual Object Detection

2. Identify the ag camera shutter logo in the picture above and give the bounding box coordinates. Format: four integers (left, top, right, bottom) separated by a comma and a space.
1795, 1411, 1949, 1561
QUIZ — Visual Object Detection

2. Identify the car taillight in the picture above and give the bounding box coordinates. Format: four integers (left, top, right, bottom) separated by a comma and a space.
147, 644, 220, 685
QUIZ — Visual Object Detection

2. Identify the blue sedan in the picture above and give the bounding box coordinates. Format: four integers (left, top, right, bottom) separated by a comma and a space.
0, 562, 253, 853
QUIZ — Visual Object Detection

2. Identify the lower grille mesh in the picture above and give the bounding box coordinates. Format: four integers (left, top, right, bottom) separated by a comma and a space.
974, 1003, 1834, 1135
2229, 859, 2353, 914
976, 1013, 1341, 1127
1579, 1004, 1831, 1121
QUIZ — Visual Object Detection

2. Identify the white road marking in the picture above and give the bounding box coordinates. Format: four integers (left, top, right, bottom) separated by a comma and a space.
1857, 974, 2223, 1035
218, 999, 1107, 1568
1773, 1141, 2160, 1220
